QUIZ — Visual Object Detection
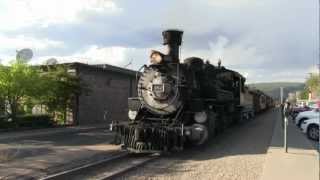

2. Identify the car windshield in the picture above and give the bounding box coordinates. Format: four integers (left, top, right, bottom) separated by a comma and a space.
312, 109, 320, 112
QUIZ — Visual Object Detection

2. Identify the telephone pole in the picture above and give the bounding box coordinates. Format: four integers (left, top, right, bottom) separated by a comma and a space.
280, 87, 284, 104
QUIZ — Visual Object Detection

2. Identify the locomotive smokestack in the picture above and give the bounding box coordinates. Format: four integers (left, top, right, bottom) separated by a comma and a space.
162, 30, 183, 63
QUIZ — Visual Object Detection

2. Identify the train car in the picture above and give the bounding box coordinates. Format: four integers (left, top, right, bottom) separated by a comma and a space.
259, 93, 267, 111
251, 89, 261, 114
251, 89, 272, 114
111, 30, 272, 153
239, 86, 255, 120
266, 96, 274, 109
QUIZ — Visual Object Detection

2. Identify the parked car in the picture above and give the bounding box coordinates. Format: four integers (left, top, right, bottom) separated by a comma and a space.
301, 117, 319, 141
294, 109, 320, 127
308, 100, 320, 109
290, 106, 312, 119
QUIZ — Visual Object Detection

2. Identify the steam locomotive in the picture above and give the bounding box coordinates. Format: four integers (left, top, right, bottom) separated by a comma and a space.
111, 30, 273, 153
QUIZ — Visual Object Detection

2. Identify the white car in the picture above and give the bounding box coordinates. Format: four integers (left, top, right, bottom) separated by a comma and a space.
301, 117, 319, 141
294, 109, 320, 127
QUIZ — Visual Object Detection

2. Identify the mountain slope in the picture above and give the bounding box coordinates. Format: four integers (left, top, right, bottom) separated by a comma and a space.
248, 82, 305, 101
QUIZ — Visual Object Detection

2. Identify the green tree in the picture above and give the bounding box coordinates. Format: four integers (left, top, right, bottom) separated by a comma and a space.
39, 65, 86, 124
0, 61, 41, 120
298, 89, 309, 100
306, 74, 320, 98
0, 61, 87, 125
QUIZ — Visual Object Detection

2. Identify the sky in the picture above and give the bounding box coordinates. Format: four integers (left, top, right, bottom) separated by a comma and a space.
0, 0, 318, 83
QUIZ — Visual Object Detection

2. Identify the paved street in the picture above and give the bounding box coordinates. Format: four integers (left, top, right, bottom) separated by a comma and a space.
0, 126, 118, 179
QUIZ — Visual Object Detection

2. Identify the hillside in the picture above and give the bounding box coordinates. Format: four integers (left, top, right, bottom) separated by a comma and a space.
248, 82, 305, 101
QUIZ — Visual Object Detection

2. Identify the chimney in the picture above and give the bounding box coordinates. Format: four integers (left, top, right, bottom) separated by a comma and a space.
162, 30, 183, 63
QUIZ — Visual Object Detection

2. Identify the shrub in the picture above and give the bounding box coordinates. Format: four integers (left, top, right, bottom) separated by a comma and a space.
16, 114, 54, 128
0, 114, 54, 129
0, 116, 15, 129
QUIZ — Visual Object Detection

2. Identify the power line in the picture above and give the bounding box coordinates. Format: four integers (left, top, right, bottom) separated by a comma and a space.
123, 59, 133, 68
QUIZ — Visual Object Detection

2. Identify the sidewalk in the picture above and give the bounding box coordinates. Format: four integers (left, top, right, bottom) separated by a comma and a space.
260, 110, 319, 180
0, 123, 109, 141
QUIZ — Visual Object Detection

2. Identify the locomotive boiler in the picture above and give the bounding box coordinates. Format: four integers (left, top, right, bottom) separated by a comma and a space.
111, 30, 261, 153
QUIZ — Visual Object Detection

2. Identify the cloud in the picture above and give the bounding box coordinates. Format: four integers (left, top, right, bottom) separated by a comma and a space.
309, 65, 320, 75
0, 0, 121, 30
0, 0, 317, 83
0, 34, 64, 64
65, 45, 130, 66
181, 35, 267, 68
0, 34, 63, 50
208, 0, 257, 8
31, 46, 127, 65
209, 36, 230, 59
31, 45, 161, 70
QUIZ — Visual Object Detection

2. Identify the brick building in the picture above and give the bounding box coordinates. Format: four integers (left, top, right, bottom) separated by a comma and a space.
69, 63, 138, 125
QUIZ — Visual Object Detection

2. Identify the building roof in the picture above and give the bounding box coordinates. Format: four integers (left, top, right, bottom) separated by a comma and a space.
63, 62, 138, 77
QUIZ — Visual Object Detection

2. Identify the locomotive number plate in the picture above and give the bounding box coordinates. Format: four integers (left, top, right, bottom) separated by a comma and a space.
152, 84, 164, 92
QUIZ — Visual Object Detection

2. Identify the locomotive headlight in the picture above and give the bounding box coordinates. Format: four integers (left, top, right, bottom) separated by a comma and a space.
194, 111, 207, 123
128, 110, 137, 120
185, 129, 191, 136
150, 50, 163, 64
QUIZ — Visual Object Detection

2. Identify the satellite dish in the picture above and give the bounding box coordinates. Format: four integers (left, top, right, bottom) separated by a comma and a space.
16, 48, 33, 62
45, 58, 58, 65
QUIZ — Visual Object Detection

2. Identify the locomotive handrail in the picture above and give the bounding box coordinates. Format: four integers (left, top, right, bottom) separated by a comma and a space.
157, 63, 181, 110
135, 64, 146, 85
173, 104, 184, 123
145, 117, 170, 121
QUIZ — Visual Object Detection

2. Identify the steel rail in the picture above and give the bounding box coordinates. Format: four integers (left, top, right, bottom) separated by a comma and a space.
100, 155, 158, 180
39, 151, 158, 180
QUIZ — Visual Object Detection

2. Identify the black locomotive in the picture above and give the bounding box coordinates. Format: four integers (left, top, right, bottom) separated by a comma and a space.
111, 30, 273, 153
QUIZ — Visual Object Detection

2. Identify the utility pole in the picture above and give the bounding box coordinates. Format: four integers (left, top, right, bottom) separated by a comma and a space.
280, 86, 288, 152
284, 114, 288, 153
280, 87, 284, 104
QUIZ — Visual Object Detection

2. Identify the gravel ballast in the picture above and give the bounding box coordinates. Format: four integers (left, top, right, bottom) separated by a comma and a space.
119, 109, 277, 180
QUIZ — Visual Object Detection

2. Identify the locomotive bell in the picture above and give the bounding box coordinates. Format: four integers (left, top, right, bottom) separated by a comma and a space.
150, 50, 164, 64
162, 30, 183, 63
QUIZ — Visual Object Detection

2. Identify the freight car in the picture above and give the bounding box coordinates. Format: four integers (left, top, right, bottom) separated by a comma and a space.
111, 30, 273, 153
250, 89, 273, 114
240, 86, 255, 121
266, 95, 274, 109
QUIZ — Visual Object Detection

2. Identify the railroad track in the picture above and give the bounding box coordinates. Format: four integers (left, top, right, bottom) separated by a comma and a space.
40, 151, 159, 180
